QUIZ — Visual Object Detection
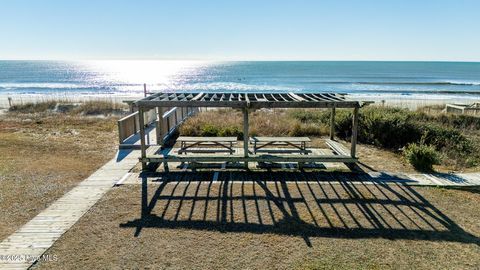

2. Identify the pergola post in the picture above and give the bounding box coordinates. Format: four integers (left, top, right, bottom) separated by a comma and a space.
350, 107, 359, 158
330, 106, 336, 140
155, 106, 162, 145
243, 107, 249, 168
138, 107, 147, 170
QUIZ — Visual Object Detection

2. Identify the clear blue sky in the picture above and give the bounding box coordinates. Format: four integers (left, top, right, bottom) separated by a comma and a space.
1, 0, 479, 61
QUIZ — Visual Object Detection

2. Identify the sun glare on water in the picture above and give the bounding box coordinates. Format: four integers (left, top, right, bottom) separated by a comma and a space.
85, 60, 208, 86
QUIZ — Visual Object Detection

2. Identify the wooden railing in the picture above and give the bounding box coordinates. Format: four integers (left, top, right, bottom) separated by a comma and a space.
118, 106, 198, 146
118, 111, 139, 144
157, 107, 198, 143
118, 108, 157, 144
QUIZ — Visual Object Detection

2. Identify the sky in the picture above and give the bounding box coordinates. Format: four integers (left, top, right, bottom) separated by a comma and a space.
1, 0, 479, 61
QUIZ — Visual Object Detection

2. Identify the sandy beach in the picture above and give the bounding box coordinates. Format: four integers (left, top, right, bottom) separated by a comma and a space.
2, 92, 479, 110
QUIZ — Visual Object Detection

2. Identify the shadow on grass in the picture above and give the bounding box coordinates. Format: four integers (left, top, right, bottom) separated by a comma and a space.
120, 171, 480, 247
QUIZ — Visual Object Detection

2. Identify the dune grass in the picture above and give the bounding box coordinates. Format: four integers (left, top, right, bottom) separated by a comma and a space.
180, 109, 329, 140
8, 100, 58, 114
8, 99, 128, 116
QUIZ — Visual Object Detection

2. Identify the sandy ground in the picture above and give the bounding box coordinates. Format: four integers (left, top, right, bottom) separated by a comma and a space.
33, 182, 480, 270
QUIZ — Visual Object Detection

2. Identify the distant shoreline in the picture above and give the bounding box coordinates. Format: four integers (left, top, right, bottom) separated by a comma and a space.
1, 92, 479, 110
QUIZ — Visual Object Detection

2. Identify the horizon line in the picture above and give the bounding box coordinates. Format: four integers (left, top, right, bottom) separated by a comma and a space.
1, 58, 480, 63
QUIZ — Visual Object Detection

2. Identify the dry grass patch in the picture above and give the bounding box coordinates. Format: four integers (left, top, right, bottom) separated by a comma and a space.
34, 181, 480, 270
0, 113, 118, 240
8, 99, 127, 116
72, 100, 127, 115
180, 109, 329, 139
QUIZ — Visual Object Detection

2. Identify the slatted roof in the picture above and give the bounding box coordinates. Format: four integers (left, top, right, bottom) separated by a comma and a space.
135, 92, 371, 108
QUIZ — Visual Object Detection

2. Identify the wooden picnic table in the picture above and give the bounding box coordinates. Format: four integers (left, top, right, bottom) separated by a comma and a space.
177, 136, 237, 154
250, 136, 311, 154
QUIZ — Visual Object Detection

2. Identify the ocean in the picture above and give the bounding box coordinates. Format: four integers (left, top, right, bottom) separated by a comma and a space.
1, 60, 480, 101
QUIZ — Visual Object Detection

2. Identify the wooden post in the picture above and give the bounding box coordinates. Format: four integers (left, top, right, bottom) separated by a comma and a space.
350, 107, 359, 158
8, 97, 12, 108
155, 107, 162, 145
162, 108, 169, 142
143, 83, 147, 97
330, 107, 336, 140
243, 108, 249, 168
174, 107, 178, 125
138, 107, 147, 170
117, 119, 123, 145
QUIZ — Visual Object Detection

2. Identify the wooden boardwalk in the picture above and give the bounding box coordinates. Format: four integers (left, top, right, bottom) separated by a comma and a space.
0, 150, 139, 270
122, 169, 480, 187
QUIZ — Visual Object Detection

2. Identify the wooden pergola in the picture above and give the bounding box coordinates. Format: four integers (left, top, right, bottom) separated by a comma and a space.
134, 92, 372, 171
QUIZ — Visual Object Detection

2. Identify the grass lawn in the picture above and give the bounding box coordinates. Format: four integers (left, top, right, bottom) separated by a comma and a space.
0, 113, 118, 240
34, 179, 480, 270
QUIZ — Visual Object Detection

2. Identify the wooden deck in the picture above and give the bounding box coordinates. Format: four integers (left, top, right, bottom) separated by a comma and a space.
144, 146, 357, 164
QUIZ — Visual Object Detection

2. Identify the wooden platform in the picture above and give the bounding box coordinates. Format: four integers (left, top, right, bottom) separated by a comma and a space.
121, 171, 480, 187
144, 146, 357, 164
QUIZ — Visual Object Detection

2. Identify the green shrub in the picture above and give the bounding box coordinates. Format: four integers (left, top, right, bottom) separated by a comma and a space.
200, 124, 220, 136
421, 124, 472, 153
403, 143, 441, 171
289, 123, 326, 137
356, 107, 421, 149
218, 126, 243, 139
288, 109, 325, 123
179, 124, 200, 136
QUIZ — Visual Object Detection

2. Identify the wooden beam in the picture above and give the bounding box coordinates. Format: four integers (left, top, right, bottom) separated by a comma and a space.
330, 107, 336, 140
351, 107, 359, 158
138, 107, 147, 170
288, 92, 306, 101
135, 100, 360, 109
140, 155, 358, 163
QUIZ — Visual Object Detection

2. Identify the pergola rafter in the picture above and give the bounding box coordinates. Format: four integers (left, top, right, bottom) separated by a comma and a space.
135, 92, 368, 109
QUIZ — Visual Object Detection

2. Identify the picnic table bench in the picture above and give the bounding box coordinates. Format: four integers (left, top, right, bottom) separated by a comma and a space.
177, 136, 237, 154
325, 139, 350, 156
250, 136, 311, 154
